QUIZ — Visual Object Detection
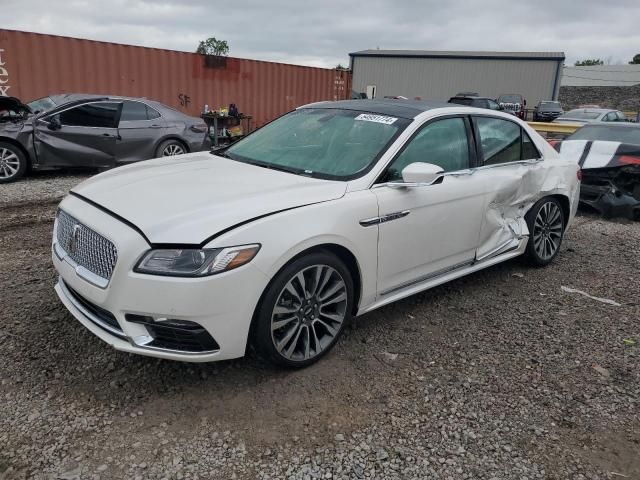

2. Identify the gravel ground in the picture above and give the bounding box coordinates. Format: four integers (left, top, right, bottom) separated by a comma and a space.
0, 176, 638, 480
0, 171, 92, 207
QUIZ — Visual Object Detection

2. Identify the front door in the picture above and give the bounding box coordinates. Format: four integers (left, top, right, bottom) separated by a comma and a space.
372, 116, 488, 296
34, 101, 122, 168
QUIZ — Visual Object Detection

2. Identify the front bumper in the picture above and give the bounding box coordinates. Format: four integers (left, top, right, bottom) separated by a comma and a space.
52, 195, 269, 362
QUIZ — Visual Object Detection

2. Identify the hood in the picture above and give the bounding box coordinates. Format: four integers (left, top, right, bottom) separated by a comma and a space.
71, 153, 348, 244
0, 96, 31, 113
0, 96, 31, 126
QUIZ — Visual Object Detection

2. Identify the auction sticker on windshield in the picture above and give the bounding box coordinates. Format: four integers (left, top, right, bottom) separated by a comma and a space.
355, 113, 398, 125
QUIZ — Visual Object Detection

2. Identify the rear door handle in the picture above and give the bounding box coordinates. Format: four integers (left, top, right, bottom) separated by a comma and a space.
149, 124, 163, 129
103, 133, 122, 140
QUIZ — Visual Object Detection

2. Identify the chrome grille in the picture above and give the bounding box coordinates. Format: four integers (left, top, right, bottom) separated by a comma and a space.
55, 210, 118, 281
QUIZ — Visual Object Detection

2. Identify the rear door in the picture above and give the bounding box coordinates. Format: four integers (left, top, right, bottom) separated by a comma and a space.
469, 115, 544, 259
34, 101, 122, 167
115, 100, 167, 163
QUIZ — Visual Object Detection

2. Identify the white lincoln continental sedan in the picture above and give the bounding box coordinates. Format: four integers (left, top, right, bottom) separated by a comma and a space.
52, 100, 580, 367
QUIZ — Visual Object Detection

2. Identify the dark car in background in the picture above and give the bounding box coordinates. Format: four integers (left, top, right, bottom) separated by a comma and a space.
0, 94, 209, 183
448, 94, 502, 111
497, 94, 526, 119
533, 101, 564, 122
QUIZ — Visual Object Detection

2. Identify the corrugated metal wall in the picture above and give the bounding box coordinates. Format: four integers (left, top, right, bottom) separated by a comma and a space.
352, 56, 562, 107
0, 29, 351, 127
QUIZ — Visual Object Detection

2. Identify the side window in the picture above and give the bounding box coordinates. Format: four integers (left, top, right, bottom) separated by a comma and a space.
604, 112, 617, 122
522, 130, 540, 160
58, 102, 120, 128
475, 117, 521, 165
120, 101, 149, 121
383, 117, 470, 182
616, 111, 627, 122
488, 100, 501, 110
146, 105, 161, 119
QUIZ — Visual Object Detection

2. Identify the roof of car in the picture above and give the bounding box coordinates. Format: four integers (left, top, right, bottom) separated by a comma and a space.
565, 108, 616, 114
450, 95, 494, 100
300, 99, 452, 119
578, 122, 640, 129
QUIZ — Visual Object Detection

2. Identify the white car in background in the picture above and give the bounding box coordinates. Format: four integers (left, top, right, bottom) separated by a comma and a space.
52, 100, 580, 368
554, 108, 628, 125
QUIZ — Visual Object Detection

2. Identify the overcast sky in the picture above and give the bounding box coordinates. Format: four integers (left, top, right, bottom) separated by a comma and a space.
3, 0, 640, 68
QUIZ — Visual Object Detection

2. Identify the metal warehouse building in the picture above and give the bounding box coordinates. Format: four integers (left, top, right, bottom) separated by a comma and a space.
349, 50, 565, 107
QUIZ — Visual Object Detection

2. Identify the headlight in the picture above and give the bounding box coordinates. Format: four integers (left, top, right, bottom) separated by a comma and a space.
134, 244, 260, 277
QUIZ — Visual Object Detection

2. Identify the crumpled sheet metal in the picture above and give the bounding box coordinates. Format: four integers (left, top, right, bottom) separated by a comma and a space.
557, 140, 640, 220
475, 161, 577, 259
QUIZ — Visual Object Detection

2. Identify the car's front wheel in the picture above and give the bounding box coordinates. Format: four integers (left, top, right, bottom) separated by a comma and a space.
524, 197, 565, 266
252, 251, 354, 368
0, 142, 27, 183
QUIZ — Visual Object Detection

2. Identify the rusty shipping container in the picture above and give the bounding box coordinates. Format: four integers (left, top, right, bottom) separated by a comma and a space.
0, 29, 351, 127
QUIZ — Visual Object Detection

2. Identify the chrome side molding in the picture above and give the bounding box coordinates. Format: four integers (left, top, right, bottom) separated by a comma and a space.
359, 210, 410, 227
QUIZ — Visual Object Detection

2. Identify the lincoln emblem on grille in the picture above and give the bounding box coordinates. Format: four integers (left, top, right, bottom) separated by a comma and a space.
68, 224, 81, 255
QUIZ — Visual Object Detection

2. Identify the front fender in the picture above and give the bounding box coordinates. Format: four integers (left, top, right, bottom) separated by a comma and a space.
204, 190, 380, 311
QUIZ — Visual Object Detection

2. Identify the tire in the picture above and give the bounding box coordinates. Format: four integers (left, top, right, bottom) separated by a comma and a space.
155, 139, 187, 158
0, 141, 27, 183
524, 197, 565, 266
252, 251, 354, 368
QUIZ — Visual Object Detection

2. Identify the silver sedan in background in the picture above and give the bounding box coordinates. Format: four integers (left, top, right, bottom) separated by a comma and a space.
553, 108, 629, 125
0, 94, 210, 183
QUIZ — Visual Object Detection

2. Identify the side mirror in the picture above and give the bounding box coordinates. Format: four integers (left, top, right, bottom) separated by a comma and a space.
47, 115, 61, 131
392, 162, 444, 186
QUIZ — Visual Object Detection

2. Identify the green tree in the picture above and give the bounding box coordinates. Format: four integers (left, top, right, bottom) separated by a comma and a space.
574, 59, 604, 66
629, 54, 640, 64
196, 37, 229, 56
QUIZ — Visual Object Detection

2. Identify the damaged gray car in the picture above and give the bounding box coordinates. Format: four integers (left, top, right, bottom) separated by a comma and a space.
0, 94, 210, 183
553, 123, 640, 220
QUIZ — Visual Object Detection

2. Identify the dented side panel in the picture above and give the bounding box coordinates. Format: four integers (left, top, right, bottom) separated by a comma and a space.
473, 159, 579, 259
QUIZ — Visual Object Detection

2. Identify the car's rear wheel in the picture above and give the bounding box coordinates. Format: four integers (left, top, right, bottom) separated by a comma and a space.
252, 251, 354, 368
524, 197, 565, 266
156, 139, 186, 158
0, 142, 27, 183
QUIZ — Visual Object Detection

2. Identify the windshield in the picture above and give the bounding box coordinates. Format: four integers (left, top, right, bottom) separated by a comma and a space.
499, 95, 522, 103
449, 98, 474, 106
539, 101, 561, 110
568, 125, 640, 144
223, 108, 409, 180
562, 110, 602, 120
27, 96, 57, 114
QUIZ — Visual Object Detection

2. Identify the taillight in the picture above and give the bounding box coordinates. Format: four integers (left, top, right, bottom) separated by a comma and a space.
190, 123, 208, 133
577, 169, 582, 181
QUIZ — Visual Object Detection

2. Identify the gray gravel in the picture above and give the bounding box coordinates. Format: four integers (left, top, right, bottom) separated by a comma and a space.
0, 171, 91, 207
0, 182, 638, 479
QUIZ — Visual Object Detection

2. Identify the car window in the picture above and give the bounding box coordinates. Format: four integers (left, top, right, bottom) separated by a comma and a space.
603, 112, 617, 122
120, 101, 149, 121
522, 130, 540, 159
146, 105, 161, 119
58, 102, 120, 128
475, 117, 521, 165
488, 100, 501, 110
383, 117, 470, 182
616, 111, 627, 122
